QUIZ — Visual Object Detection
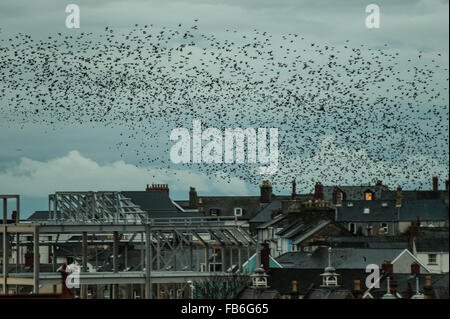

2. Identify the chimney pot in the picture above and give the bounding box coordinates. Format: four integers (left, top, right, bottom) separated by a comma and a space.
292, 280, 298, 293
396, 186, 402, 207
354, 280, 361, 292
411, 263, 420, 275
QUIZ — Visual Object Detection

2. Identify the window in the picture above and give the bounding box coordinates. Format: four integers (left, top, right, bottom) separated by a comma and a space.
365, 192, 373, 201
234, 208, 243, 217
428, 254, 437, 265
347, 202, 354, 207
349, 223, 356, 234
209, 209, 219, 216
381, 202, 388, 207
363, 208, 370, 214
380, 223, 388, 234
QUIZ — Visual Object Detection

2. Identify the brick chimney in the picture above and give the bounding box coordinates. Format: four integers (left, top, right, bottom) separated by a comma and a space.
354, 280, 361, 292
395, 186, 402, 207
314, 182, 324, 200
189, 187, 198, 209
260, 181, 273, 204
292, 280, 298, 294
411, 262, 420, 276
146, 184, 169, 195
424, 276, 435, 299
432, 176, 439, 192
291, 179, 296, 200
382, 261, 393, 274
335, 189, 342, 207
410, 218, 420, 237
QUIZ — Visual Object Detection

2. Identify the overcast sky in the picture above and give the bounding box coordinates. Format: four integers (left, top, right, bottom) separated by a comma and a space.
0, 0, 448, 217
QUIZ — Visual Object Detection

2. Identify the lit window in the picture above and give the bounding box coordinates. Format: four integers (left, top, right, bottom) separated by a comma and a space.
365, 192, 373, 201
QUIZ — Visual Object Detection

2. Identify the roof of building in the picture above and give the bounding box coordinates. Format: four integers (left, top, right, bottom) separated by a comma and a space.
414, 228, 449, 253
323, 184, 389, 202
249, 200, 282, 224
121, 191, 180, 212
364, 273, 449, 299
238, 288, 280, 299
327, 236, 410, 250
399, 199, 448, 221
197, 196, 264, 219
304, 288, 355, 299
276, 247, 405, 269
27, 211, 52, 220
268, 268, 366, 295
336, 200, 399, 222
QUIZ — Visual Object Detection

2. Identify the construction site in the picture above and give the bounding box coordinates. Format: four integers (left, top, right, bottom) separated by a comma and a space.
1, 191, 257, 299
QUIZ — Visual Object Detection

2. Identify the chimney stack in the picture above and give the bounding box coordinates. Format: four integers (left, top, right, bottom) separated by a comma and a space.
396, 186, 402, 207
260, 181, 273, 204
411, 262, 420, 276
382, 261, 394, 274
146, 184, 170, 194
292, 280, 298, 293
314, 182, 324, 200
291, 179, 296, 200
189, 187, 198, 209
424, 275, 435, 299
335, 189, 342, 207
432, 176, 439, 192
354, 280, 361, 292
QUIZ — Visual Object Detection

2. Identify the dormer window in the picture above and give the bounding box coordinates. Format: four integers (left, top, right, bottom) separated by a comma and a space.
209, 209, 220, 216
234, 208, 243, 217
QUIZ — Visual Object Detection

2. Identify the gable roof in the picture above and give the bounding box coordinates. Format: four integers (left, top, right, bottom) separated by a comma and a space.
414, 228, 449, 253
276, 247, 405, 270
336, 200, 398, 222
399, 200, 448, 221
197, 196, 264, 219
249, 200, 282, 224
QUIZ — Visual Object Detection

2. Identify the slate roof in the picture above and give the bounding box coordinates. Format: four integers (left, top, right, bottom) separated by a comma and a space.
197, 196, 264, 219
268, 268, 367, 295
366, 274, 449, 299
276, 247, 405, 269
121, 191, 204, 218
121, 191, 180, 212
305, 288, 354, 299
336, 200, 398, 222
327, 236, 411, 249
414, 228, 449, 253
27, 211, 52, 220
323, 184, 390, 202
399, 199, 448, 221
249, 200, 282, 224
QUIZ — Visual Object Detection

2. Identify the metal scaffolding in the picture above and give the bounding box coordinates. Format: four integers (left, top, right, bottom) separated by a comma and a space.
1, 193, 257, 299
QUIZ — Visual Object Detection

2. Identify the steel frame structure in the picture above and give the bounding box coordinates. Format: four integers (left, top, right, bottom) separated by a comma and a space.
1, 193, 256, 299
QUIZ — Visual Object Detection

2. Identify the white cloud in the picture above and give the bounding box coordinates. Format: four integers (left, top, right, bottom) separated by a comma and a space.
0, 150, 249, 197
